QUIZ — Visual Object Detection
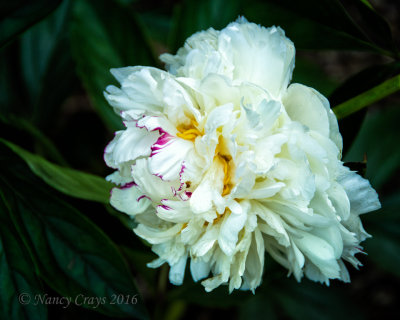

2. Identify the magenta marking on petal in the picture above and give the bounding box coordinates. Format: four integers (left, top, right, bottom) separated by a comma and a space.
179, 191, 192, 201
137, 195, 150, 202
177, 161, 187, 192
150, 130, 174, 158
120, 181, 137, 189
158, 204, 171, 211
154, 173, 164, 180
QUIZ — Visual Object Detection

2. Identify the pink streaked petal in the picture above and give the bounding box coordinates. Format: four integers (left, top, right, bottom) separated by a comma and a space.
132, 158, 180, 203
136, 115, 177, 135
148, 137, 193, 181
104, 123, 159, 168
110, 184, 151, 216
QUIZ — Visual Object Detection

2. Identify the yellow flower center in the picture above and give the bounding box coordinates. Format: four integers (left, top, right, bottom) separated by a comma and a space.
176, 119, 202, 141
177, 120, 233, 197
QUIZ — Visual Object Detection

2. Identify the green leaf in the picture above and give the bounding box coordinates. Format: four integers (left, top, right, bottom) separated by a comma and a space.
344, 105, 400, 191
364, 194, 400, 278
0, 147, 148, 319
0, 0, 61, 48
19, 0, 76, 128
169, 0, 241, 52
167, 277, 250, 308
271, 278, 363, 320
243, 0, 396, 55
331, 62, 400, 153
238, 295, 277, 320
70, 0, 156, 131
0, 114, 67, 166
265, 0, 397, 55
0, 192, 47, 320
332, 74, 400, 120
292, 58, 338, 97
330, 62, 400, 106
119, 246, 157, 289
0, 139, 112, 204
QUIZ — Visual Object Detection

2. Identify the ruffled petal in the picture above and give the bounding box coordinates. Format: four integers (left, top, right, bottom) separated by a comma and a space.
337, 166, 381, 215
104, 122, 159, 169
219, 20, 295, 97
110, 183, 151, 216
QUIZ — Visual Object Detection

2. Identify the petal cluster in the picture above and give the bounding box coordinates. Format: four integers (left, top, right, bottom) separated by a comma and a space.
104, 18, 381, 292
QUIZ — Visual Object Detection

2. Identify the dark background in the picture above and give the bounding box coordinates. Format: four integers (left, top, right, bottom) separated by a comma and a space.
0, 0, 399, 319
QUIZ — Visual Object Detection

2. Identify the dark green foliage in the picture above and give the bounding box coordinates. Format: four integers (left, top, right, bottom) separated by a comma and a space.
0, 0, 399, 319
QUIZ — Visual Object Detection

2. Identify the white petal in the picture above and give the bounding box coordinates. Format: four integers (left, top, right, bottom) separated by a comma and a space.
110, 184, 151, 216
190, 258, 211, 282
169, 254, 188, 285
283, 84, 331, 137
156, 199, 192, 223
105, 67, 169, 116
104, 123, 159, 169
149, 135, 193, 181
251, 180, 285, 199
327, 182, 350, 221
191, 227, 219, 257
131, 159, 178, 203
294, 231, 340, 279
254, 202, 290, 247
134, 223, 183, 245
106, 170, 132, 186
243, 229, 264, 292
337, 166, 381, 215
190, 158, 224, 214
218, 206, 248, 256
219, 21, 295, 97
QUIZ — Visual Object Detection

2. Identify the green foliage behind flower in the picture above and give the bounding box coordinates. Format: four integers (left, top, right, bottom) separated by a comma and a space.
0, 0, 399, 319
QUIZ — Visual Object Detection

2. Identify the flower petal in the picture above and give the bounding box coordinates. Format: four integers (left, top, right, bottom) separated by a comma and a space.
219, 20, 295, 97
337, 166, 381, 215
104, 122, 159, 169
110, 184, 151, 216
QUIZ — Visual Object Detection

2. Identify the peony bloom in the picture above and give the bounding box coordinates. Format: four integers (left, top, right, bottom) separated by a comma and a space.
104, 18, 381, 293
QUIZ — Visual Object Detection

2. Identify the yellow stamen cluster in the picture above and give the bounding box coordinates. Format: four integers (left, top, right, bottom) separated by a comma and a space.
176, 120, 202, 141
176, 121, 233, 197
215, 136, 232, 196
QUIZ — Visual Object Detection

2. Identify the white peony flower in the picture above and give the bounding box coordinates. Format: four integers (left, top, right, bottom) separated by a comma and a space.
104, 18, 381, 293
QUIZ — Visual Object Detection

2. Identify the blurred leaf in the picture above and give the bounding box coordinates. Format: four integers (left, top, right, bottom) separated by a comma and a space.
0, 139, 112, 204
292, 58, 338, 96
343, 161, 367, 178
244, 0, 396, 55
0, 0, 61, 48
0, 192, 47, 320
0, 42, 27, 116
238, 295, 277, 320
271, 278, 362, 320
0, 114, 66, 165
0, 147, 148, 319
340, 0, 397, 54
330, 62, 400, 106
120, 246, 157, 290
19, 0, 76, 128
167, 276, 250, 308
328, 62, 400, 153
170, 0, 241, 51
364, 194, 400, 278
139, 12, 172, 47
70, 0, 156, 131
344, 104, 400, 191
332, 74, 400, 120
266, 0, 397, 55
